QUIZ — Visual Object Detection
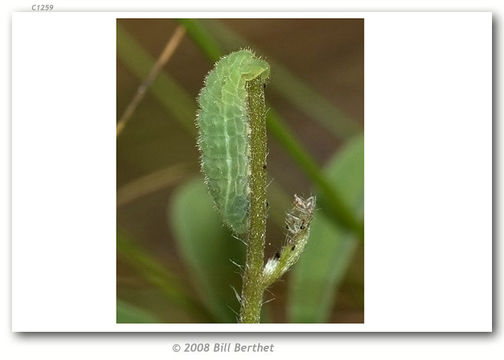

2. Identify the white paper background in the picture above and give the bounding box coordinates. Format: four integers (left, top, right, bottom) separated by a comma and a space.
2, 0, 501, 358
11, 11, 492, 332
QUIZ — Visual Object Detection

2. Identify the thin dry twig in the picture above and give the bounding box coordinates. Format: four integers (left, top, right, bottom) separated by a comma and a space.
117, 25, 186, 136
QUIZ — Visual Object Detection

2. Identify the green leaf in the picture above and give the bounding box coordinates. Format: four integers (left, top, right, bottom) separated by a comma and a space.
288, 134, 364, 322
117, 230, 213, 322
117, 299, 158, 323
169, 178, 245, 322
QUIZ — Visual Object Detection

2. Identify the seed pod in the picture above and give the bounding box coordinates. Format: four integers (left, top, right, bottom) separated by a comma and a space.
262, 195, 316, 288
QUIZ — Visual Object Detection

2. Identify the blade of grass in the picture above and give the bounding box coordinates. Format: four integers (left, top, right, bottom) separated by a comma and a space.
117, 229, 215, 322
117, 299, 159, 323
267, 110, 364, 239
117, 25, 186, 136
177, 19, 223, 61
179, 19, 362, 139
288, 135, 364, 322
117, 164, 189, 207
117, 24, 196, 136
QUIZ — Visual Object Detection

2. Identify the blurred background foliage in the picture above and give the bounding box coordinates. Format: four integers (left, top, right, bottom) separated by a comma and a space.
117, 19, 364, 323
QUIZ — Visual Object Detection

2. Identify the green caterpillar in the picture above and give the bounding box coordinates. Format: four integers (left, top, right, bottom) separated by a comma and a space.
196, 50, 270, 235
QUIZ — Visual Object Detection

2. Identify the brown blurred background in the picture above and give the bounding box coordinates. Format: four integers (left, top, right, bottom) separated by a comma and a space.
117, 18, 363, 323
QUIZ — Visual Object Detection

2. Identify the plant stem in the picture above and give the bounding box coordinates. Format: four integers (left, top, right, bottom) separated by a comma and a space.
176, 20, 363, 239
119, 24, 363, 239
239, 78, 268, 323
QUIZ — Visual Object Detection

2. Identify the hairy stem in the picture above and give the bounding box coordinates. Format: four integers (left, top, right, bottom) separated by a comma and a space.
178, 20, 362, 240
239, 78, 268, 323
